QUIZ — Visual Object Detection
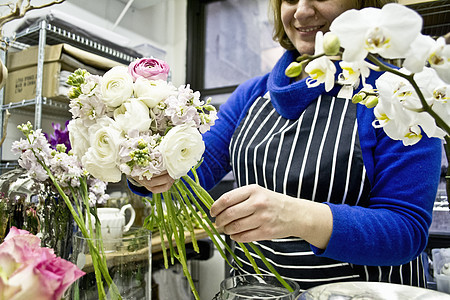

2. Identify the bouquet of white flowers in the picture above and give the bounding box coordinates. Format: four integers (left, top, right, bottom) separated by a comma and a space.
286, 3, 450, 206
66, 57, 292, 299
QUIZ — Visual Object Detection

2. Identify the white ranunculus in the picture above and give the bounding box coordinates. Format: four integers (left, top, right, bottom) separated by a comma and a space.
159, 124, 205, 179
134, 78, 177, 108
113, 99, 152, 133
82, 117, 125, 182
100, 66, 134, 108
330, 3, 422, 62
67, 119, 90, 160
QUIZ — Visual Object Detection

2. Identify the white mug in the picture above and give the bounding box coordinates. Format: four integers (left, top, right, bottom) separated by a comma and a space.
91, 204, 136, 251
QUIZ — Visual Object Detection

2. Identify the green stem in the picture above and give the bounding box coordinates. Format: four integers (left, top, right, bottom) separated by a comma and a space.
177, 179, 242, 267
183, 174, 294, 291
80, 185, 106, 299
38, 164, 121, 299
164, 190, 200, 300
154, 193, 170, 268
174, 181, 237, 268
172, 187, 199, 252
237, 242, 262, 274
248, 243, 295, 292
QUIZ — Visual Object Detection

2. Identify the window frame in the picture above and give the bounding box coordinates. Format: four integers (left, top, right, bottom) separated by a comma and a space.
186, 0, 244, 99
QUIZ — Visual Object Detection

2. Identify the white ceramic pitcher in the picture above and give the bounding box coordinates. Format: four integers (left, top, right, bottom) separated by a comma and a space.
97, 204, 136, 234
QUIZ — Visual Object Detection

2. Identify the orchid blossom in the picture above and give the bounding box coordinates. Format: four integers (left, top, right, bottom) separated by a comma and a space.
304, 32, 336, 92
330, 3, 423, 62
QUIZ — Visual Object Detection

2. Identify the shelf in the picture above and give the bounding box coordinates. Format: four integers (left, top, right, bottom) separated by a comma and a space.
7, 21, 138, 65
1, 97, 70, 114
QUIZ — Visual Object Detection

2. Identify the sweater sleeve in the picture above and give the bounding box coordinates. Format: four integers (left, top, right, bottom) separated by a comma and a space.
312, 117, 442, 266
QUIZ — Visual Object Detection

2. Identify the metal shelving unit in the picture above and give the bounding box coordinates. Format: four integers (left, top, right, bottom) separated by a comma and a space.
0, 19, 138, 172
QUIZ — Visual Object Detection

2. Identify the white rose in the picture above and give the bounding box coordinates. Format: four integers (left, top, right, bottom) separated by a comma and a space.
134, 78, 177, 108
67, 119, 90, 160
100, 66, 134, 108
159, 124, 205, 179
113, 99, 152, 134
82, 116, 125, 182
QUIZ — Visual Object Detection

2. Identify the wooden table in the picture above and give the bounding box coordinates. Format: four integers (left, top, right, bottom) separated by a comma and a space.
80, 228, 210, 272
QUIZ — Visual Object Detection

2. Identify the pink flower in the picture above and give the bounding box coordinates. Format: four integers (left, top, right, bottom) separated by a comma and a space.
0, 227, 85, 300
128, 57, 170, 81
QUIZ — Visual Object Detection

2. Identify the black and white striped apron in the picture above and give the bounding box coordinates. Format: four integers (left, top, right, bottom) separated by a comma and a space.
228, 93, 426, 292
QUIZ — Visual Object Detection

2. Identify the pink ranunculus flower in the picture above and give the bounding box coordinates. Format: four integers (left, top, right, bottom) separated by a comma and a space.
0, 227, 85, 300
128, 57, 170, 81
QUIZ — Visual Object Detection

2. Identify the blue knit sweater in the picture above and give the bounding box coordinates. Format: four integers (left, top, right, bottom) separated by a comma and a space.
132, 50, 442, 267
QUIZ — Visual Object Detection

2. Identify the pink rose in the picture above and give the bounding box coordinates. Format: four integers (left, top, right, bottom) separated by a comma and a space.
128, 57, 170, 81
0, 227, 85, 300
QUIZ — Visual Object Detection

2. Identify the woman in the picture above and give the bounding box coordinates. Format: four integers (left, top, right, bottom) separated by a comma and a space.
130, 0, 442, 291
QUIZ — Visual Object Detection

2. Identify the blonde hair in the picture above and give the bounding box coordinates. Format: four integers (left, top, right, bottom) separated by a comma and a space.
270, 0, 397, 50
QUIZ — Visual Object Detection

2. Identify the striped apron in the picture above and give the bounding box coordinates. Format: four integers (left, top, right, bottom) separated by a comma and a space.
228, 93, 426, 292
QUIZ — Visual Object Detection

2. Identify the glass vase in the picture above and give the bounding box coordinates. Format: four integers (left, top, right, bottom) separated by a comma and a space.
0, 168, 73, 259
70, 228, 152, 300
217, 274, 300, 300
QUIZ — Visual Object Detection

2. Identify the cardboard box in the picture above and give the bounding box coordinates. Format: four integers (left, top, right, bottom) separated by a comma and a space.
4, 44, 124, 104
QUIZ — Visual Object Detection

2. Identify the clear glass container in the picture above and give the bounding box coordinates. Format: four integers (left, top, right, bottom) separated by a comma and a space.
0, 168, 73, 259
217, 274, 300, 300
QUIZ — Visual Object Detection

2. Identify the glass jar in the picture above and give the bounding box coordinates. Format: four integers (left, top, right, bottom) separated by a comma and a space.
0, 168, 73, 259
217, 274, 300, 300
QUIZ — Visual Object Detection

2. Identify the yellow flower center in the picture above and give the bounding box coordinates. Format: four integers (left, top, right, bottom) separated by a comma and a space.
309, 69, 325, 80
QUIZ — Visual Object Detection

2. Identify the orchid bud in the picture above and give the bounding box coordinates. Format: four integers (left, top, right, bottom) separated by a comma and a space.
323, 32, 340, 56
285, 62, 303, 78
363, 95, 379, 108
352, 93, 364, 104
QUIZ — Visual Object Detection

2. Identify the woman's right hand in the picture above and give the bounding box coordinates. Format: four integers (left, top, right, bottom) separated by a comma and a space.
130, 171, 175, 194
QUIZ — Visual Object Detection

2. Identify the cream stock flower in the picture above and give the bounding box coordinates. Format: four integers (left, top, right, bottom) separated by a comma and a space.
158, 124, 205, 179
100, 66, 134, 107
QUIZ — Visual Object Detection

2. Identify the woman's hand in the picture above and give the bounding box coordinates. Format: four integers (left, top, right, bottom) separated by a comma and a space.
130, 171, 175, 194
210, 184, 333, 249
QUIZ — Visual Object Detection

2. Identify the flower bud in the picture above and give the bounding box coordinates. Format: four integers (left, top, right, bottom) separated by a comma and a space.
323, 32, 340, 56
363, 95, 378, 108
68, 87, 81, 99
285, 62, 303, 78
56, 144, 67, 153
352, 93, 364, 104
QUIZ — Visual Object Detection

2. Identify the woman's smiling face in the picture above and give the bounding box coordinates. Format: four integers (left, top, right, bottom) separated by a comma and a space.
281, 0, 358, 55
